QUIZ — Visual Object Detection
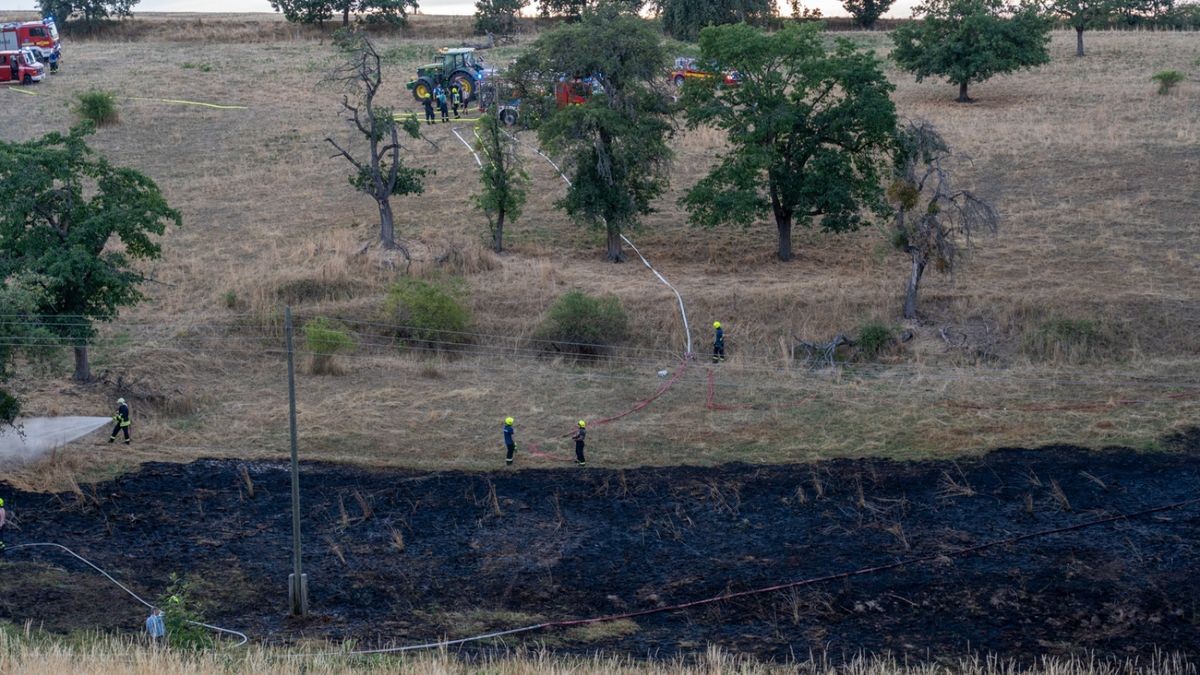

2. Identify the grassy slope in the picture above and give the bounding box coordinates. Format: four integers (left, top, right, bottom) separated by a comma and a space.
2, 27, 1199, 486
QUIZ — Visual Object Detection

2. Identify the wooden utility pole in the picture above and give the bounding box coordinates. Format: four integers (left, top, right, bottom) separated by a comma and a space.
285, 306, 308, 616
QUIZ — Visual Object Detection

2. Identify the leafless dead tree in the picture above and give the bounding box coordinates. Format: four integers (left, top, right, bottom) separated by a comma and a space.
889, 119, 999, 320
325, 30, 426, 260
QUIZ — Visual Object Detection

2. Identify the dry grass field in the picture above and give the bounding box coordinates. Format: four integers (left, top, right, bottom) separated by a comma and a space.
1, 24, 1198, 486
1, 632, 1195, 674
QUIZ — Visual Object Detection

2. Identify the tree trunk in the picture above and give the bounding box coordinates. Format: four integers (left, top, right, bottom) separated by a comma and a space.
903, 252, 927, 320
342, 5, 351, 26
492, 211, 505, 253
72, 345, 91, 382
605, 224, 625, 263
1075, 26, 1085, 57
776, 214, 793, 262
956, 81, 971, 103
378, 198, 397, 249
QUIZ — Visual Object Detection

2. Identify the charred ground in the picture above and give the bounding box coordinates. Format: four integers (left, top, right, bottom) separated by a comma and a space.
2, 441, 1199, 661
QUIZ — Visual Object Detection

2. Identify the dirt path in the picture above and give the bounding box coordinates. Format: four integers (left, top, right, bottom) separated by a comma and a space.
1, 441, 1198, 661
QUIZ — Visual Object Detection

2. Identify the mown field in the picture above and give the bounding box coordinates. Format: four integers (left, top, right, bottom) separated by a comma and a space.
0, 25, 1198, 484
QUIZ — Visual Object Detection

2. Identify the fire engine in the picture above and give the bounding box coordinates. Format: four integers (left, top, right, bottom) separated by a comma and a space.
0, 17, 61, 72
0, 49, 46, 85
670, 57, 739, 87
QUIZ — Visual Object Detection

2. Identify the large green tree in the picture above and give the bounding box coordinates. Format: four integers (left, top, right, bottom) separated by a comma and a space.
475, 0, 527, 35
680, 22, 897, 262
843, 0, 895, 27
892, 0, 1051, 103
39, 0, 137, 25
1049, 0, 1115, 56
0, 126, 180, 382
659, 0, 775, 40
514, 3, 673, 262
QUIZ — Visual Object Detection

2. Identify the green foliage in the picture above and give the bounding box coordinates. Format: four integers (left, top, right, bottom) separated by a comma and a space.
1151, 70, 1184, 95
0, 126, 180, 367
475, 111, 529, 253
73, 91, 119, 126
514, 3, 673, 261
679, 22, 897, 262
843, 0, 895, 28
270, 0, 417, 26
475, 0, 526, 35
158, 575, 213, 651
1050, 0, 1115, 30
304, 317, 355, 374
0, 275, 56, 425
384, 278, 471, 348
857, 321, 895, 359
659, 0, 775, 41
891, 0, 1051, 102
535, 290, 629, 356
40, 0, 136, 24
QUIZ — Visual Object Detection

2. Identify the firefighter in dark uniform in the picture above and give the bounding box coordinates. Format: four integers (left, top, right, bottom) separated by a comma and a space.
571, 420, 587, 466
422, 94, 435, 125
109, 397, 131, 444
503, 416, 516, 465
712, 321, 725, 363
450, 85, 463, 119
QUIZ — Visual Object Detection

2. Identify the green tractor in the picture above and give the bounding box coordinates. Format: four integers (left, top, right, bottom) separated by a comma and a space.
406, 47, 487, 104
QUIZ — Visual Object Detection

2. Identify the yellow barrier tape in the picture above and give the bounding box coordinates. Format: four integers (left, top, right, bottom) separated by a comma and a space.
5, 86, 39, 96
126, 96, 247, 110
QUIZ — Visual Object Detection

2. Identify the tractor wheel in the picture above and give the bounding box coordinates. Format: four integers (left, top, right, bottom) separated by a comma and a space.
411, 77, 434, 103
499, 108, 518, 127
451, 72, 475, 103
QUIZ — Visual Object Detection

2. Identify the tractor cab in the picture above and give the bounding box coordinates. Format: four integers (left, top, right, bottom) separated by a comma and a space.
0, 49, 45, 85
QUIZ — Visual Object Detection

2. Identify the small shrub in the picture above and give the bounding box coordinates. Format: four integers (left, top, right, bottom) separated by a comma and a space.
857, 321, 895, 360
74, 90, 119, 126
158, 575, 213, 650
1151, 70, 1185, 95
220, 290, 240, 310
384, 278, 471, 349
304, 317, 355, 375
535, 290, 629, 357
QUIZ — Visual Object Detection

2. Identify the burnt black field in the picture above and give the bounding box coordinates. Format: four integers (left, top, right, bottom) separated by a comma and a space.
2, 439, 1199, 661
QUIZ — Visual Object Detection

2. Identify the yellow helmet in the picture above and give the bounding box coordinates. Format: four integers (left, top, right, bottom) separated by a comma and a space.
0, 497, 5, 507
505, 417, 514, 425
713, 321, 721, 329
578, 420, 586, 427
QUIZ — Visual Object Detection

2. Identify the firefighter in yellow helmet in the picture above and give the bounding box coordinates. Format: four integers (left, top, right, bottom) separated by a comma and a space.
571, 420, 587, 466
503, 417, 516, 465
712, 321, 725, 363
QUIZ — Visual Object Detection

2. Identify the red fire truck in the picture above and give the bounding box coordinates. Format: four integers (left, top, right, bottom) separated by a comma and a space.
0, 17, 61, 72
0, 49, 46, 85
